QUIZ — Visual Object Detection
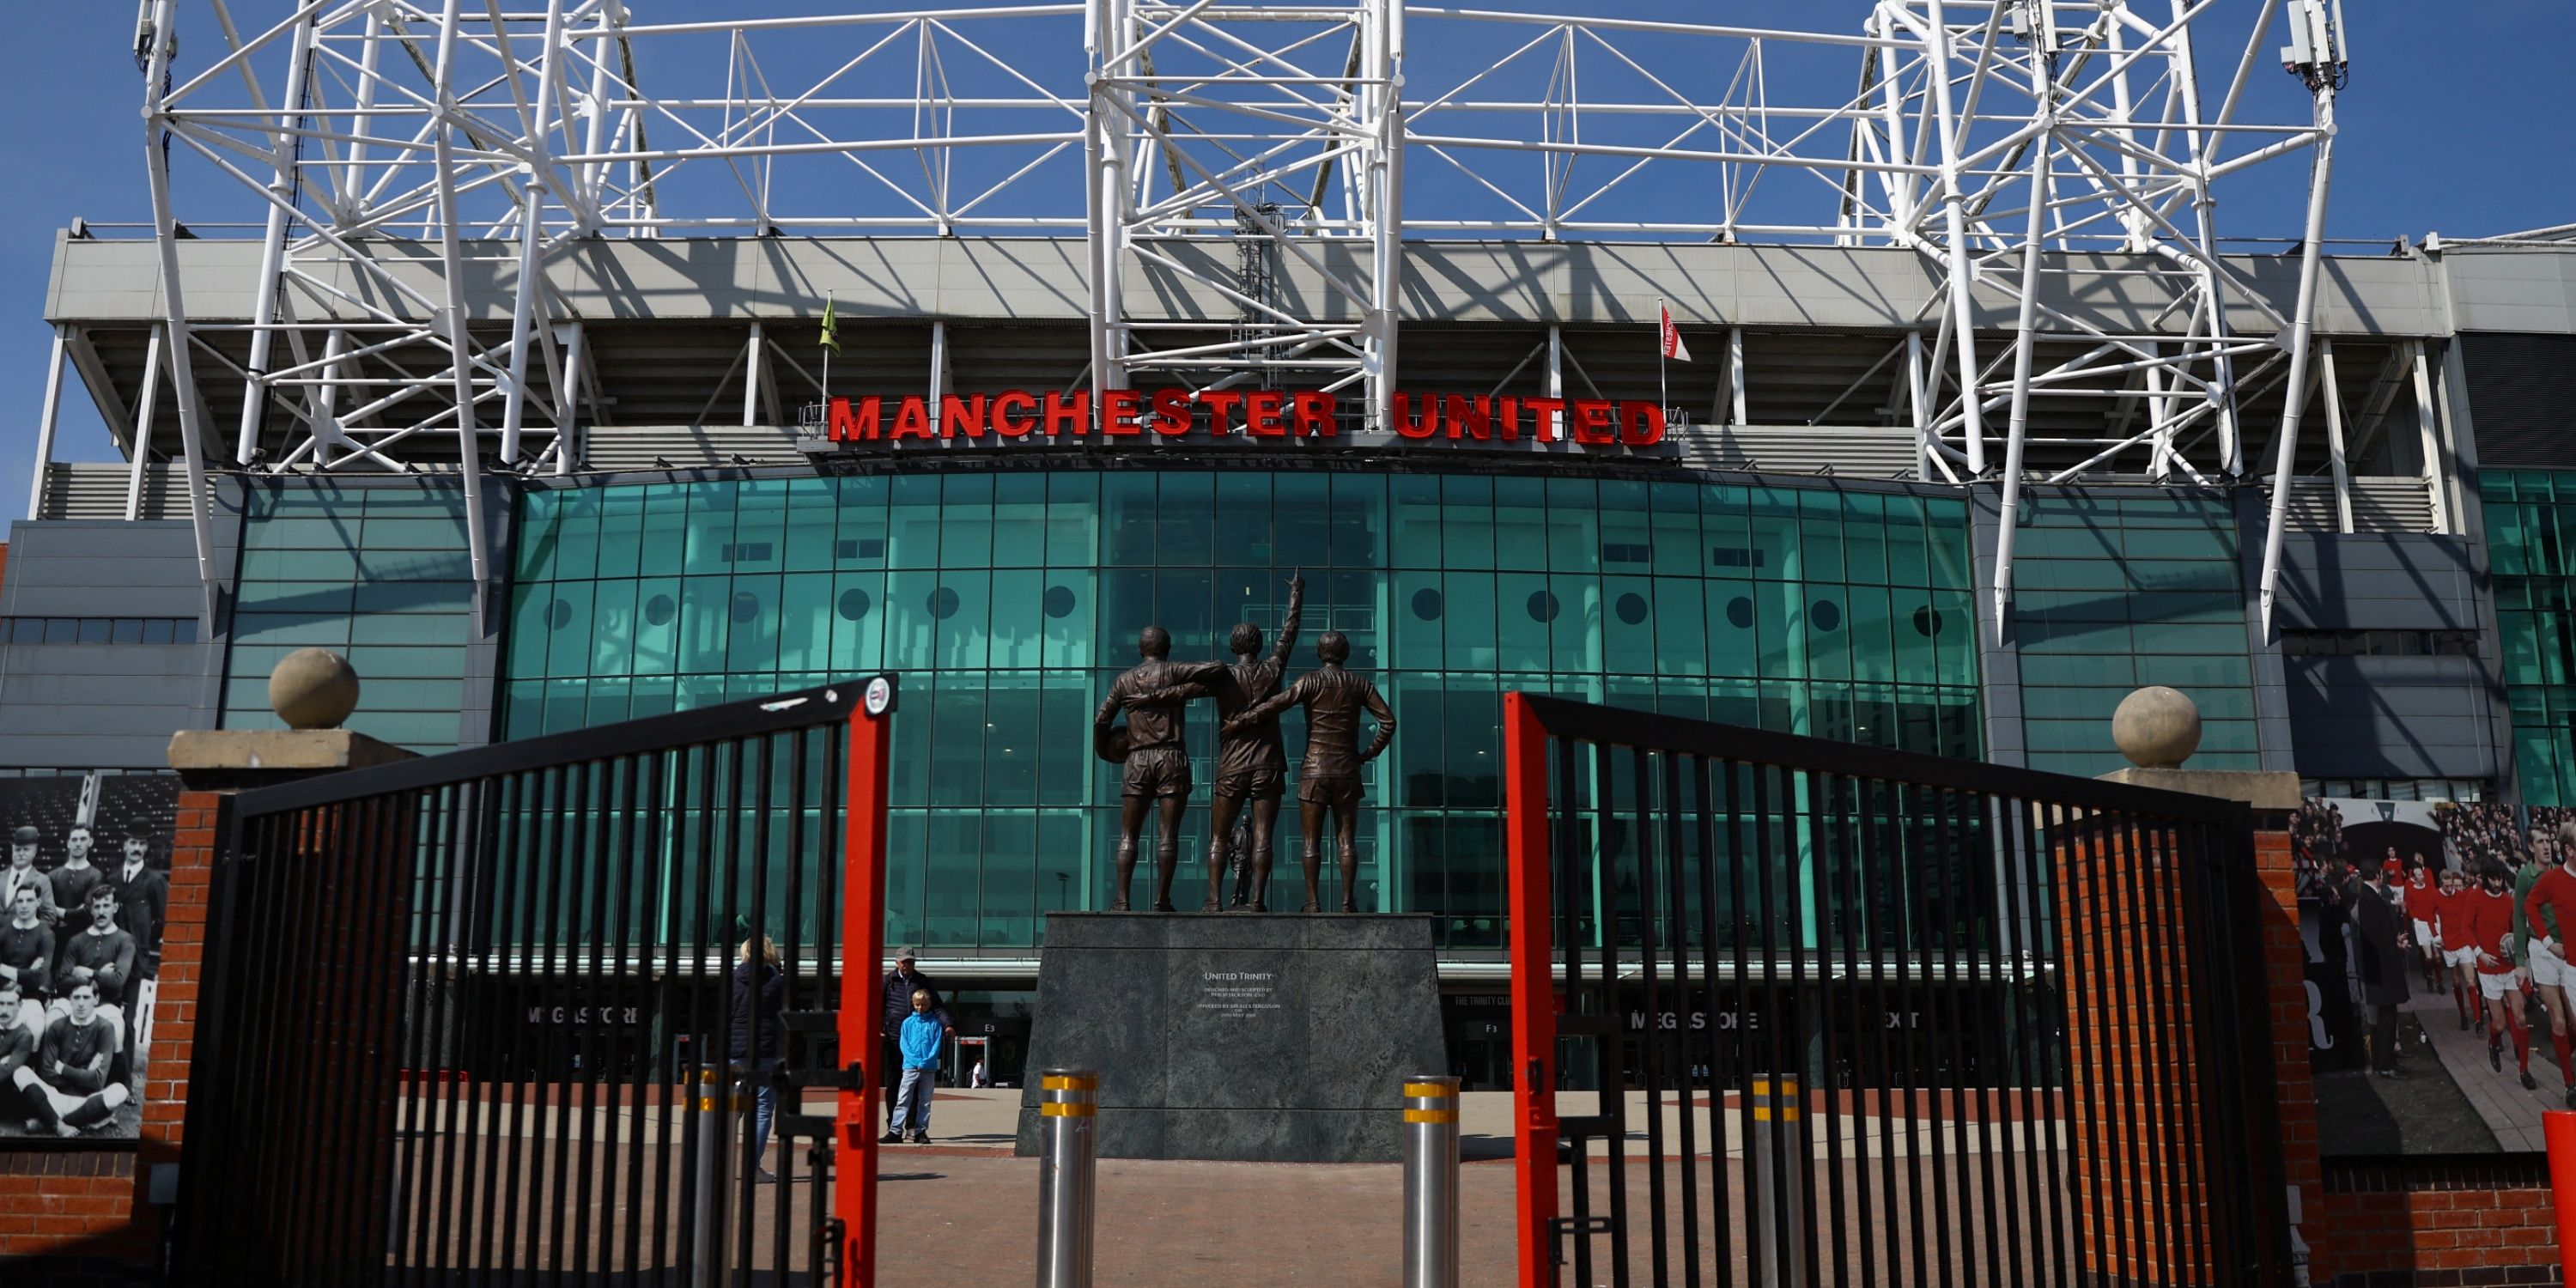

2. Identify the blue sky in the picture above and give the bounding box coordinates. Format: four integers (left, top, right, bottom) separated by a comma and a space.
1, 1, 2568, 519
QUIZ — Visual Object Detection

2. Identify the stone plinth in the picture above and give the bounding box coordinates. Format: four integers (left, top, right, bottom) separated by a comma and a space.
1013, 912, 1447, 1163
2094, 765, 2302, 813
167, 728, 418, 793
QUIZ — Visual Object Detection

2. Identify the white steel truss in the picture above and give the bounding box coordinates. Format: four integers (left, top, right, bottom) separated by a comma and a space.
127, 0, 2344, 631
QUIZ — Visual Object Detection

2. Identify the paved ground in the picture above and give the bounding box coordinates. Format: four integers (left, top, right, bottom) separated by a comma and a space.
2402, 981, 2570, 1152
392, 1090, 2064, 1285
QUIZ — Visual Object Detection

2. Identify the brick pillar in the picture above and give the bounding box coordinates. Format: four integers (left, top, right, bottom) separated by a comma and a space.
2056, 813, 2215, 1287
0, 790, 219, 1283
2248, 826, 2324, 1283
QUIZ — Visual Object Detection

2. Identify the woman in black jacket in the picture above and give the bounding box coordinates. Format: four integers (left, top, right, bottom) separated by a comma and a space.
731, 936, 787, 1182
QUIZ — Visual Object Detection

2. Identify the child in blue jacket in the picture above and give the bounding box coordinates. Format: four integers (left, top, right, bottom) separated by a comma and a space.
891, 988, 945, 1143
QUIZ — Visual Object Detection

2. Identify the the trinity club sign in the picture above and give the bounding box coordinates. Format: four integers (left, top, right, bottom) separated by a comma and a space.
805, 386, 1673, 452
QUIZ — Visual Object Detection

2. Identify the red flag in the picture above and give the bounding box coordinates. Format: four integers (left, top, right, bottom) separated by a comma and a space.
1659, 303, 1693, 362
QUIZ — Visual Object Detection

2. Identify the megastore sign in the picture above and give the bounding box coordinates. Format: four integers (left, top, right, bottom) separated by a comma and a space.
805, 386, 1673, 452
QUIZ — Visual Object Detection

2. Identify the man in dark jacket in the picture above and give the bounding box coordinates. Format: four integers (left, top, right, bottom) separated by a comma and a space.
2351, 863, 2414, 1078
879, 949, 949, 1138
730, 937, 787, 1182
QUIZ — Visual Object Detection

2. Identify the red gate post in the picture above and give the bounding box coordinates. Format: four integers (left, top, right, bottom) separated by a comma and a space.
835, 677, 897, 1286
1503, 692, 1558, 1288
2549, 1110, 2576, 1281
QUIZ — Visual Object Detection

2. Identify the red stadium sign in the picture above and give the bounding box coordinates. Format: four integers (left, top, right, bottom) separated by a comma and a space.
817, 387, 1668, 448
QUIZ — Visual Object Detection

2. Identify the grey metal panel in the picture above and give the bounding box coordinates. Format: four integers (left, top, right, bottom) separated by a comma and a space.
2272, 533, 2480, 630
2444, 249, 2576, 336
2284, 656, 2500, 779
46, 235, 2469, 337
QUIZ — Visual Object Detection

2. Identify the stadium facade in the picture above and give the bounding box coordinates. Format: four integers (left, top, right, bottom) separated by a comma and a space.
5, 0, 2573, 1078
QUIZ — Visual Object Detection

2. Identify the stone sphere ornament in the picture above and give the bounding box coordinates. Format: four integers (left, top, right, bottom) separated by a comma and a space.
270, 647, 361, 731
2112, 685, 2202, 769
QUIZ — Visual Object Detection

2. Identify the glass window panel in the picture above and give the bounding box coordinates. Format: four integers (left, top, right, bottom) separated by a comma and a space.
1841, 493, 1888, 584
993, 474, 1048, 566
985, 676, 1042, 806
1443, 571, 1498, 671
631, 575, 680, 675
1653, 577, 1704, 677
884, 570, 941, 670
1844, 584, 1893, 683
1329, 474, 1384, 568
1394, 679, 1443, 807
1103, 475, 1159, 567
1157, 473, 1216, 566
1271, 474, 1330, 568
990, 568, 1047, 669
1705, 577, 1758, 677
1493, 478, 1548, 572
1391, 476, 1443, 570
1804, 588, 1852, 682
546, 581, 595, 679
1602, 574, 1655, 676
1040, 569, 1095, 671
928, 677, 986, 809
1796, 490, 1846, 583
778, 573, 835, 673
1747, 489, 1799, 580
1545, 477, 1598, 573
981, 811, 1037, 948
836, 475, 890, 568
1043, 472, 1098, 564
1440, 475, 1496, 572
507, 584, 551, 681
939, 474, 995, 569
933, 571, 993, 671
783, 478, 839, 572
886, 475, 944, 569
1392, 570, 1443, 671
1547, 572, 1601, 673
1214, 474, 1272, 566
678, 575, 732, 673
1496, 572, 1552, 672
1649, 483, 1702, 576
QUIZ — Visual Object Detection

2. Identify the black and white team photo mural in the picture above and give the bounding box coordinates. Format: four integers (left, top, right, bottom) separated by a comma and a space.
0, 774, 180, 1141
2296, 796, 2576, 1156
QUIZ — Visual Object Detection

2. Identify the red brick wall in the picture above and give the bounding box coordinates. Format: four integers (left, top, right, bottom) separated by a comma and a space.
2253, 821, 2567, 1286
0, 791, 218, 1281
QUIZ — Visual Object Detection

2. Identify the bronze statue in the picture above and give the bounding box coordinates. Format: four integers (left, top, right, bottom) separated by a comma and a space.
1094, 630, 1227, 912
1193, 574, 1303, 911
1222, 631, 1395, 913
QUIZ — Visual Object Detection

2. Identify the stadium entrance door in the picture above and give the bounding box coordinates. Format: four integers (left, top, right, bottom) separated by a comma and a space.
1501, 694, 2292, 1288
173, 678, 900, 1286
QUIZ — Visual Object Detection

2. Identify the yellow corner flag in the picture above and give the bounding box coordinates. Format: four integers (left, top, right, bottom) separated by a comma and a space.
820, 295, 841, 354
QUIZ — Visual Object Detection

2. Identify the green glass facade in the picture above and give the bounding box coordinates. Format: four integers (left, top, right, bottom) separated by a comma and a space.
2483, 471, 2576, 804
223, 483, 478, 752
501, 469, 1981, 951
2007, 493, 2259, 776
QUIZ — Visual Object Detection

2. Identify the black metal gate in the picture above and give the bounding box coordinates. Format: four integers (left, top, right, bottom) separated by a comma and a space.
1502, 695, 2290, 1288
177, 682, 873, 1285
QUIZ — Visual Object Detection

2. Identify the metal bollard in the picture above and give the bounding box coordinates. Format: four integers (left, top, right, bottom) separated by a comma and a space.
1401, 1075, 1461, 1288
690, 1065, 741, 1288
1749, 1076, 1807, 1288
1035, 1068, 1099, 1288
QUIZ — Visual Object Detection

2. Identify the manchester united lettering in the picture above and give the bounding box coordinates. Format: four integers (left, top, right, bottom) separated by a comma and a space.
822, 388, 1668, 447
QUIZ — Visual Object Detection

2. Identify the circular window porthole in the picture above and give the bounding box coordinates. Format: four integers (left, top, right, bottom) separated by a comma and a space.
643, 594, 676, 627
1614, 592, 1649, 626
729, 591, 762, 624
1042, 585, 1078, 620
928, 586, 962, 620
836, 588, 872, 622
1913, 605, 1944, 637
1810, 599, 1842, 633
1527, 590, 1560, 623
547, 599, 573, 630
1725, 597, 1754, 629
1412, 588, 1443, 622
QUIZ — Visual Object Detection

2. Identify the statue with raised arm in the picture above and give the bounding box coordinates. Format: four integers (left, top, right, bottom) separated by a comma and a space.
1195, 574, 1303, 911
1095, 629, 1227, 912
1222, 630, 1396, 913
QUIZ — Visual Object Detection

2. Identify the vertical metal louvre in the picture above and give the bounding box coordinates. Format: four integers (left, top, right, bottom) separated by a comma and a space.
1505, 694, 2289, 1288
177, 682, 868, 1286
